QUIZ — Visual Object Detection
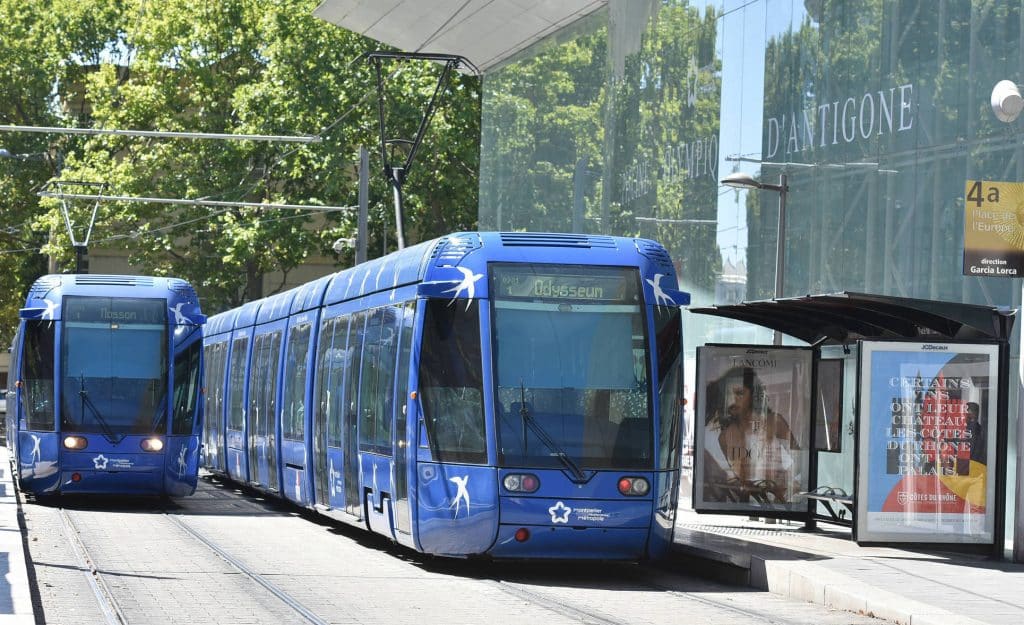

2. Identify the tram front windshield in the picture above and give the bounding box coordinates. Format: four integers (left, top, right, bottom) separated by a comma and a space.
61, 297, 168, 436
492, 264, 652, 470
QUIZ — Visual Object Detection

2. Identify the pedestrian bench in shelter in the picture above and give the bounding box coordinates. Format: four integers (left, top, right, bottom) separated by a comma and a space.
800, 486, 854, 527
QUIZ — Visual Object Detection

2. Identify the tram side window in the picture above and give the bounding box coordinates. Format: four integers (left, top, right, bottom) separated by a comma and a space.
203, 342, 226, 431
342, 313, 365, 450
22, 320, 56, 431
227, 336, 248, 431
247, 335, 265, 439
283, 323, 312, 441
315, 315, 349, 449
249, 332, 281, 440
172, 340, 202, 435
394, 302, 415, 440
203, 342, 226, 442
419, 300, 485, 464
359, 307, 397, 454
655, 307, 683, 470
265, 332, 282, 441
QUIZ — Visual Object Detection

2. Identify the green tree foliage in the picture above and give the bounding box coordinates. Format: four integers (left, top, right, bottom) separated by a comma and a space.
0, 0, 94, 347
1, 0, 480, 342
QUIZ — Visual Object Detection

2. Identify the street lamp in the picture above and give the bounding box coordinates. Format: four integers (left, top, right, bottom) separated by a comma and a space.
0, 147, 47, 161
720, 171, 789, 345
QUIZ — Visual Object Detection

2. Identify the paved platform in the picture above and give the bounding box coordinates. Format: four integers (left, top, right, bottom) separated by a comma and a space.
0, 446, 34, 625
670, 504, 1024, 625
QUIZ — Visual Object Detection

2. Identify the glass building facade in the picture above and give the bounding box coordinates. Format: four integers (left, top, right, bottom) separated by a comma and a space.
479, 0, 1023, 545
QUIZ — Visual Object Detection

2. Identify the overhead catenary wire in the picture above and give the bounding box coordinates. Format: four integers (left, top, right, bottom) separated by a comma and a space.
6, 46, 467, 249
0, 124, 321, 143
36, 191, 356, 212
1, 203, 347, 255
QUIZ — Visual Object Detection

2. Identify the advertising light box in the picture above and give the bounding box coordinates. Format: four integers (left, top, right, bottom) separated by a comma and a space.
856, 341, 998, 544
694, 345, 812, 515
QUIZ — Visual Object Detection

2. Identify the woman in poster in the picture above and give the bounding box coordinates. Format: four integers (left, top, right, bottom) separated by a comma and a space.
705, 366, 801, 504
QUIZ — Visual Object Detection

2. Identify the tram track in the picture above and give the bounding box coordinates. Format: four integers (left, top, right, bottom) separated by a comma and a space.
484, 577, 632, 625
162, 512, 331, 625
56, 507, 127, 625
50, 497, 332, 625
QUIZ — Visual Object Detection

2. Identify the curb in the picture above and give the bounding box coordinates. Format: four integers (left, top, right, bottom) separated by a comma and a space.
670, 530, 991, 625
0, 446, 35, 625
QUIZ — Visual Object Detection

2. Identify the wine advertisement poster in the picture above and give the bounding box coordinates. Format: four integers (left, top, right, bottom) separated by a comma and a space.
856, 341, 997, 544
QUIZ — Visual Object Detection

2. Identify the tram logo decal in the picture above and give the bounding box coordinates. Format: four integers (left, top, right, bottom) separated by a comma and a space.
443, 267, 483, 311
646, 274, 674, 306
177, 443, 189, 478
29, 434, 42, 465
167, 301, 193, 323
549, 501, 572, 524
41, 300, 58, 320
92, 454, 133, 470
449, 475, 470, 518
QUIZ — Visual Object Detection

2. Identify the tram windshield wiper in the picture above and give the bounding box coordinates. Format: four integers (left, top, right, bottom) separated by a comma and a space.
518, 382, 587, 483
78, 375, 125, 444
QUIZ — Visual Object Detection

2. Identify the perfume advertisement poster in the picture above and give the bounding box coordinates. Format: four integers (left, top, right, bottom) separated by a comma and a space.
856, 341, 997, 544
694, 345, 812, 513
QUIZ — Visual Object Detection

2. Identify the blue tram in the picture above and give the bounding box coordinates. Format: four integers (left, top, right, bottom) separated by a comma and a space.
202, 232, 689, 559
4, 274, 206, 497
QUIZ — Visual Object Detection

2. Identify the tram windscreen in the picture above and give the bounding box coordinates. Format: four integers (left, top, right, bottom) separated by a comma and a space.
60, 297, 168, 435
491, 264, 652, 470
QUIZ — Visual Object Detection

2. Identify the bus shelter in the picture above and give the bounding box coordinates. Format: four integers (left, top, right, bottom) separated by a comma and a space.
690, 291, 1014, 554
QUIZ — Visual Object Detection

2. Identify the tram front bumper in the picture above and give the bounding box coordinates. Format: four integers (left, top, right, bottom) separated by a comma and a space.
489, 524, 651, 560
491, 496, 656, 560
59, 451, 164, 495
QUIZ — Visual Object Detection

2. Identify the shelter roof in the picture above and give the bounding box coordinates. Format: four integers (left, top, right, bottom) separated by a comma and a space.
313, 0, 606, 73
690, 291, 1015, 345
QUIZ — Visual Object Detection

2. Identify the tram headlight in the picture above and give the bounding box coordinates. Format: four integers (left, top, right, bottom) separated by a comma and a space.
617, 476, 650, 497
503, 473, 540, 493
63, 436, 88, 450
140, 438, 164, 452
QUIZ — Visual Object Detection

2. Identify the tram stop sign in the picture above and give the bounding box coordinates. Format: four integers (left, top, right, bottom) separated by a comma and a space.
964, 179, 1024, 278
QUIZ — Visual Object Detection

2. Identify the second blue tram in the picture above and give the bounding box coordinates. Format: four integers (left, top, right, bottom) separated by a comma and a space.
202, 232, 689, 559
5, 274, 207, 497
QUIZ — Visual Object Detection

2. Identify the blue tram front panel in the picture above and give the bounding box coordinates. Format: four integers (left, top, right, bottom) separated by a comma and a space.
11, 275, 206, 497
414, 465, 659, 559
415, 464, 499, 556
18, 433, 198, 496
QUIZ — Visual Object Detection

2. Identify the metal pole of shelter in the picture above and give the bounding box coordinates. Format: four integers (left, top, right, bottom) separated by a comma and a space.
769, 173, 788, 345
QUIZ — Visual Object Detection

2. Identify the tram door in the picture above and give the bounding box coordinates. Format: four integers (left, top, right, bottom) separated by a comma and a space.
313, 314, 349, 510
343, 313, 366, 516
393, 302, 415, 535
312, 316, 336, 508
225, 334, 250, 482
248, 331, 281, 491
